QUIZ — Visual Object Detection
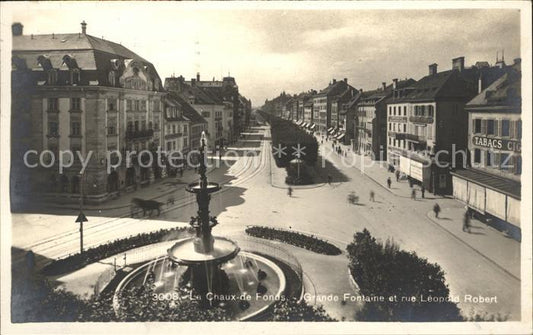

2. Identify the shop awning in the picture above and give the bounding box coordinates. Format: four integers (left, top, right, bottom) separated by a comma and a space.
309, 124, 316, 130
450, 169, 521, 199
336, 133, 345, 141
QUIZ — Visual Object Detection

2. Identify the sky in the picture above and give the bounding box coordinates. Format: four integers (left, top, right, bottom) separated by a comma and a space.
5, 2, 522, 107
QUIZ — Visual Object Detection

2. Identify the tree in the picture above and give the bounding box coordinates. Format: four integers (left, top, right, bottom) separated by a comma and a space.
347, 229, 464, 321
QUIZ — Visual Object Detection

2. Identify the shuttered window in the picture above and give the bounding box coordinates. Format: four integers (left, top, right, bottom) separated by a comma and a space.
481, 119, 487, 134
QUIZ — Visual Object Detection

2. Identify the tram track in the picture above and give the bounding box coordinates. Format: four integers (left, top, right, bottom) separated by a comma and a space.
15, 129, 271, 265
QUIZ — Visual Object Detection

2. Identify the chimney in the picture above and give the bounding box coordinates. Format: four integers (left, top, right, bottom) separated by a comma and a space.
452, 56, 465, 72
81, 21, 87, 35
478, 71, 483, 94
392, 78, 398, 89
344, 78, 347, 83
197, 72, 200, 82
332, 79, 337, 84
429, 63, 438, 76
12, 23, 23, 36
191, 78, 196, 87
382, 82, 387, 91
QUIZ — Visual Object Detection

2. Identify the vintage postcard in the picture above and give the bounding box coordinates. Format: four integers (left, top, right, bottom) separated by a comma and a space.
1, 1, 531, 334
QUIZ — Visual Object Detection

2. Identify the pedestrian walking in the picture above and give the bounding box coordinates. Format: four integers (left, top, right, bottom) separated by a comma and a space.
395, 170, 400, 182
421, 186, 425, 198
288, 186, 293, 197
180, 168, 184, 177
463, 211, 471, 233
386, 177, 392, 189
327, 174, 332, 185
411, 188, 416, 200
433, 203, 441, 218
369, 190, 375, 202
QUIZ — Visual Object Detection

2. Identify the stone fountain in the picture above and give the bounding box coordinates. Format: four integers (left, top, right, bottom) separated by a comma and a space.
114, 132, 289, 320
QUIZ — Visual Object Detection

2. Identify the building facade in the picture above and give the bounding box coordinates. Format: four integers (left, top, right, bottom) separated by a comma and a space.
386, 57, 507, 194
356, 79, 415, 159
451, 59, 521, 240
313, 79, 357, 133
11, 22, 165, 204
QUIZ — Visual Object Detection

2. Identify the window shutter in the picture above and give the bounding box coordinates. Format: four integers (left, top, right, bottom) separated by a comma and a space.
481, 119, 487, 134
509, 120, 515, 139
494, 120, 500, 137
472, 119, 476, 133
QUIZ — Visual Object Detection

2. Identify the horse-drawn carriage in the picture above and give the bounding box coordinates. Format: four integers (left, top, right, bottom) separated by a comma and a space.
130, 197, 163, 217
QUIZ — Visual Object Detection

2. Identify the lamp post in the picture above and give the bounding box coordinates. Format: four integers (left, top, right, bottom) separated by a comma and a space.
75, 172, 88, 254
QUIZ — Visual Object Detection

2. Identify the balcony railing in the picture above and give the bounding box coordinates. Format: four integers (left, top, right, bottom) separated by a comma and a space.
389, 116, 408, 123
409, 116, 434, 124
405, 133, 427, 143
126, 129, 154, 140
165, 133, 183, 139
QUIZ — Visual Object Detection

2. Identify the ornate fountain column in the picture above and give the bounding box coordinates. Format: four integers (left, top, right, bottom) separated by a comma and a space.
167, 132, 239, 303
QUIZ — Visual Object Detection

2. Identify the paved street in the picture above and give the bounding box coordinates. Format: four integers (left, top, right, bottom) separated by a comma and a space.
11, 125, 521, 320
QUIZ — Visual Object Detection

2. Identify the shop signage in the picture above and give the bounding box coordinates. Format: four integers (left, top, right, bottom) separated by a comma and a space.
472, 136, 521, 153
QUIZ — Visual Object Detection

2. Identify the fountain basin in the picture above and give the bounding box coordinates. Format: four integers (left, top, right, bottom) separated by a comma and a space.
113, 251, 286, 320
167, 236, 240, 265
186, 182, 221, 194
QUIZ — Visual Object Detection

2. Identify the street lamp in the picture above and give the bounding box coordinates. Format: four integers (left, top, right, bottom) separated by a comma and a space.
75, 172, 88, 254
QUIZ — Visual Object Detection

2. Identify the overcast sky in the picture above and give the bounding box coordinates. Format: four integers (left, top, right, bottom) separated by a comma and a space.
6, 2, 521, 106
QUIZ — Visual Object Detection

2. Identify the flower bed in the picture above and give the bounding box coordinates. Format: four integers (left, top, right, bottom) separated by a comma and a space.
41, 227, 193, 276
245, 226, 341, 256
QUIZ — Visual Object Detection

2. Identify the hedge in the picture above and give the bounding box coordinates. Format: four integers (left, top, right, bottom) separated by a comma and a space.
245, 226, 342, 256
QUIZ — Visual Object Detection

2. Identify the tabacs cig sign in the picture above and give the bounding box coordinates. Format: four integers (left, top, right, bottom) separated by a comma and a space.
472, 136, 521, 153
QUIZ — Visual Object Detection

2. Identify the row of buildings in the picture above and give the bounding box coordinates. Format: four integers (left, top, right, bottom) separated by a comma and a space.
262, 56, 522, 239
10, 22, 252, 204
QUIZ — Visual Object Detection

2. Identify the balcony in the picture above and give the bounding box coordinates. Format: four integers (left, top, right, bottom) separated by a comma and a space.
126, 129, 154, 140
165, 133, 183, 140
409, 116, 434, 124
405, 133, 427, 143
389, 116, 408, 123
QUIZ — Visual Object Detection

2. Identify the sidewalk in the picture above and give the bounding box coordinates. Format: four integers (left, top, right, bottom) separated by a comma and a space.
21, 159, 222, 213
425, 206, 520, 280
318, 136, 520, 280
320, 138, 442, 200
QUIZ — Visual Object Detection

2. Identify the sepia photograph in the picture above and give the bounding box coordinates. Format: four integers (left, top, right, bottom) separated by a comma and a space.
1, 1, 531, 334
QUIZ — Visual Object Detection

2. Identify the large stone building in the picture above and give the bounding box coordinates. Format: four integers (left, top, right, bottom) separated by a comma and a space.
386, 57, 508, 194
356, 79, 416, 159
11, 22, 166, 204
165, 76, 227, 151
162, 94, 191, 176
451, 59, 522, 240
187, 73, 247, 142
313, 79, 357, 133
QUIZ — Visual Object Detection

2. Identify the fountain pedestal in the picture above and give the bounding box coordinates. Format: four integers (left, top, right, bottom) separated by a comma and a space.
167, 133, 240, 303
